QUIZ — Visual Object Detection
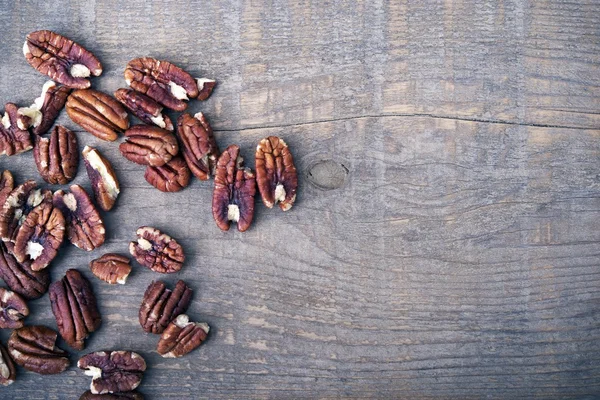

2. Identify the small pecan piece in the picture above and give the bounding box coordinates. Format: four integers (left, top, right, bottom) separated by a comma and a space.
0, 343, 16, 385
114, 89, 173, 131
66, 89, 130, 141
50, 269, 101, 350
255, 136, 298, 211
195, 78, 216, 101
139, 280, 192, 334
176, 112, 219, 180
0, 242, 50, 299
90, 254, 131, 285
212, 145, 257, 232
53, 185, 105, 251
24, 30, 102, 89
0, 170, 14, 207
129, 226, 184, 274
82, 146, 120, 211
144, 156, 190, 192
0, 287, 29, 329
8, 325, 70, 374
119, 125, 178, 166
80, 391, 144, 400
78, 351, 146, 394
33, 125, 79, 185
18, 81, 71, 136
1, 103, 32, 156
157, 314, 209, 358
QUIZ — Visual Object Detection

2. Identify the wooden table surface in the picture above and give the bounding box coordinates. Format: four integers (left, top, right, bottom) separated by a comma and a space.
0, 1, 599, 399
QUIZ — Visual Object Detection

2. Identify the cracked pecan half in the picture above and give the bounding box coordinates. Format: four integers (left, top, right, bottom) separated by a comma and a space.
18, 81, 71, 136
33, 125, 79, 184
90, 254, 131, 285
255, 136, 298, 211
24, 30, 102, 89
53, 185, 105, 251
82, 146, 120, 211
67, 89, 130, 141
157, 314, 209, 358
144, 156, 190, 192
1, 103, 32, 156
195, 78, 216, 101
78, 351, 146, 394
139, 280, 192, 334
80, 391, 144, 400
129, 226, 184, 274
8, 325, 69, 374
0, 170, 14, 208
0, 287, 29, 329
176, 112, 219, 180
50, 269, 101, 350
212, 145, 256, 232
114, 89, 173, 131
0, 242, 49, 299
119, 125, 178, 166
0, 343, 16, 386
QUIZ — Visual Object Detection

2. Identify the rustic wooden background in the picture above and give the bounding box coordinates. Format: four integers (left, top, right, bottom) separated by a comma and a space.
0, 0, 599, 399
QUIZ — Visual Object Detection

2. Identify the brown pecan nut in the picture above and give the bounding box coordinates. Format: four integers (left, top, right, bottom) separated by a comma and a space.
129, 226, 184, 274
0, 242, 50, 299
176, 112, 219, 180
195, 78, 216, 101
1, 103, 33, 156
66, 89, 130, 141
255, 136, 298, 211
114, 89, 173, 131
157, 314, 209, 358
50, 269, 101, 350
124, 57, 199, 111
18, 81, 71, 136
8, 325, 70, 374
0, 170, 14, 207
90, 254, 131, 285
80, 391, 144, 400
0, 343, 16, 386
82, 146, 120, 211
33, 125, 79, 185
139, 280, 192, 334
144, 156, 190, 192
78, 351, 146, 394
119, 125, 178, 166
0, 287, 29, 329
212, 145, 257, 232
23, 30, 102, 89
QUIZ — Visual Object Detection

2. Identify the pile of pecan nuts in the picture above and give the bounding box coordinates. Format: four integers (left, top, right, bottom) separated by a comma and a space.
0, 29, 299, 398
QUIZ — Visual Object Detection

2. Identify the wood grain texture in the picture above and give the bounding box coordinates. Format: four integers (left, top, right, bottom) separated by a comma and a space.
0, 1, 599, 399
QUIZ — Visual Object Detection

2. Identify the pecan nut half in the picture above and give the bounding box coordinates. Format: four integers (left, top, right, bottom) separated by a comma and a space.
0, 170, 14, 207
53, 185, 105, 251
119, 125, 178, 166
8, 325, 70, 374
195, 78, 216, 101
1, 103, 32, 156
124, 57, 199, 111
129, 226, 184, 274
90, 254, 131, 285
139, 280, 192, 334
212, 145, 256, 232
0, 242, 50, 299
50, 269, 101, 350
24, 30, 102, 89
18, 81, 71, 136
78, 351, 146, 394
157, 314, 209, 358
66, 89, 130, 141
0, 287, 29, 329
0, 343, 16, 386
255, 136, 298, 211
176, 112, 219, 180
33, 125, 79, 184
80, 391, 144, 400
82, 146, 120, 211
144, 156, 190, 192
114, 89, 173, 131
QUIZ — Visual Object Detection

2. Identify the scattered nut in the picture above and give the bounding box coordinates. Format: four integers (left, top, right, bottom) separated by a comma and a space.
157, 314, 209, 358
139, 280, 192, 334
119, 125, 178, 166
129, 226, 184, 274
0, 242, 50, 299
33, 125, 79, 185
18, 81, 71, 136
78, 351, 146, 394
23, 30, 102, 89
0, 287, 29, 329
255, 136, 298, 211
79, 391, 144, 400
0, 170, 14, 208
176, 112, 219, 180
0, 103, 33, 156
7, 325, 70, 375
195, 78, 216, 101
90, 254, 131, 285
0, 342, 16, 386
212, 145, 256, 232
66, 89, 130, 141
114, 88, 173, 131
144, 156, 191, 192
82, 146, 120, 211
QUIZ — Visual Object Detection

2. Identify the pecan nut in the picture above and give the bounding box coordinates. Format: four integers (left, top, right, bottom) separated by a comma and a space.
119, 125, 178, 166
50, 269, 101, 350
139, 280, 192, 334
1, 103, 32, 156
90, 254, 131, 285
78, 351, 146, 394
129, 226, 184, 274
0, 287, 29, 329
66, 89, 130, 141
82, 146, 120, 211
255, 136, 298, 211
114, 89, 173, 131
24, 30, 102, 89
18, 81, 71, 136
176, 112, 219, 180
7, 325, 70, 374
0, 242, 50, 299
53, 185, 105, 251
33, 125, 79, 184
195, 78, 216, 101
144, 156, 190, 192
0, 343, 16, 386
124, 57, 199, 111
157, 314, 209, 358
0, 170, 14, 207
80, 391, 144, 400
212, 145, 257, 232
